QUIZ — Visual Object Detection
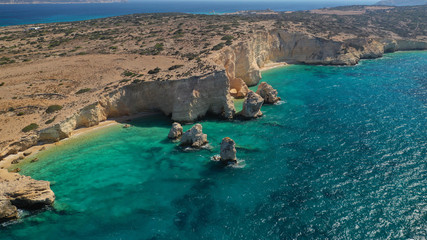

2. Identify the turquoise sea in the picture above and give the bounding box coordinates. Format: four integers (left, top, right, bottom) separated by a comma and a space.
2, 51, 426, 239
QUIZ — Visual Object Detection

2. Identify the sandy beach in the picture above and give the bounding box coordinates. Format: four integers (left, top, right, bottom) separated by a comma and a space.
260, 62, 289, 72
0, 111, 160, 171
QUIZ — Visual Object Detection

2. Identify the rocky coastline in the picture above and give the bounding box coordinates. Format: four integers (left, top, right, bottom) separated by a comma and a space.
1, 5, 427, 224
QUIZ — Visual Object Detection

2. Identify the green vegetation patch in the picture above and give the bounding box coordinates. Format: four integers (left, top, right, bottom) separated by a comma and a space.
46, 105, 63, 114
148, 67, 161, 74
22, 123, 38, 133
120, 79, 131, 83
0, 57, 16, 65
122, 70, 137, 77
45, 116, 56, 125
76, 88, 92, 94
212, 43, 225, 51
168, 65, 184, 71
221, 35, 234, 41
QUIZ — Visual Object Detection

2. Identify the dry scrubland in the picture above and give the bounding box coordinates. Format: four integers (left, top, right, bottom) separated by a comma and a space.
0, 5, 426, 155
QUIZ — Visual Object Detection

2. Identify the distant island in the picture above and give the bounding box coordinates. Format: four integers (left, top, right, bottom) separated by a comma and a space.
0, 0, 125, 3
376, 0, 427, 6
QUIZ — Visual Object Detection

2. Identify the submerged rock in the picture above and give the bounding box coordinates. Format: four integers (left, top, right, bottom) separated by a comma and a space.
180, 124, 208, 148
168, 122, 183, 139
220, 137, 237, 163
256, 82, 281, 104
239, 91, 264, 118
0, 169, 55, 223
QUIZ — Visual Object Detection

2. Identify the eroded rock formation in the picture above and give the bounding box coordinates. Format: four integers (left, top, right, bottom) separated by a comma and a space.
168, 122, 183, 139
256, 82, 281, 104
38, 71, 235, 143
220, 137, 237, 163
239, 91, 264, 118
0, 169, 55, 223
180, 124, 208, 148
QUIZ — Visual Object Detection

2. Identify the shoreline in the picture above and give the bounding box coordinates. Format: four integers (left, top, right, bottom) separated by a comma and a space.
0, 111, 161, 170
260, 62, 289, 72
2, 51, 425, 170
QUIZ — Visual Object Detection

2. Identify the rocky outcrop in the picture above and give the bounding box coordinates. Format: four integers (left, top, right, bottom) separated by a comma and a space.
256, 82, 281, 104
0, 135, 38, 159
219, 137, 237, 163
239, 91, 264, 118
38, 71, 235, 143
0, 169, 55, 223
168, 122, 183, 139
0, 200, 18, 223
180, 124, 208, 148
383, 39, 427, 52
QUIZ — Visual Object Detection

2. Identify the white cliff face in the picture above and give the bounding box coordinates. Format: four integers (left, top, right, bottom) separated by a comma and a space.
214, 30, 427, 92
383, 39, 427, 52
104, 71, 235, 122
216, 47, 250, 98
38, 71, 235, 143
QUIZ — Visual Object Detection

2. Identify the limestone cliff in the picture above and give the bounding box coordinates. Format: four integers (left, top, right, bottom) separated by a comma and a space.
213, 30, 427, 90
39, 71, 235, 142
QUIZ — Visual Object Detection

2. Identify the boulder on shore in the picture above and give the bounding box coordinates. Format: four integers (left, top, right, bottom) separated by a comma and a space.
180, 124, 208, 148
256, 82, 281, 104
220, 137, 237, 163
0, 169, 55, 223
239, 91, 264, 118
0, 200, 18, 223
168, 122, 183, 139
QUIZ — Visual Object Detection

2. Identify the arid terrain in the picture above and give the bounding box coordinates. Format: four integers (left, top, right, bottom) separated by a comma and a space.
1, 5, 426, 160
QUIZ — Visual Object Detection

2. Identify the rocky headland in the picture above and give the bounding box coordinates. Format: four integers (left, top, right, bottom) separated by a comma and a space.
0, 169, 55, 223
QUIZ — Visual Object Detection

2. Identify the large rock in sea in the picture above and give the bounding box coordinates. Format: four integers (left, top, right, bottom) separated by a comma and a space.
220, 137, 237, 163
0, 169, 55, 223
168, 122, 183, 139
239, 91, 264, 118
180, 124, 208, 148
256, 82, 281, 104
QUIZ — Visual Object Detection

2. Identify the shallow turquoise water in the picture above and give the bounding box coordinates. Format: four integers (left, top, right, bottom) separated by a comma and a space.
2, 51, 426, 239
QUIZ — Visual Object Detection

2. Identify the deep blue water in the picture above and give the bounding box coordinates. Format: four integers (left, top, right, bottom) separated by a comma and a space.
1, 51, 426, 239
0, 0, 377, 27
